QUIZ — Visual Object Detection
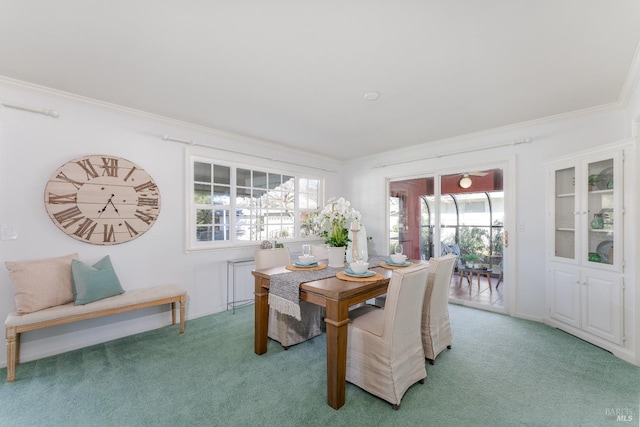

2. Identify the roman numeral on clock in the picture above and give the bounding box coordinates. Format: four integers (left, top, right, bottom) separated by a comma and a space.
76, 159, 99, 179
73, 218, 97, 240
48, 193, 77, 204
56, 172, 84, 190
100, 157, 119, 177
138, 197, 158, 207
134, 209, 156, 225
124, 221, 139, 237
123, 166, 137, 182
134, 180, 157, 193
52, 206, 85, 228
103, 224, 116, 242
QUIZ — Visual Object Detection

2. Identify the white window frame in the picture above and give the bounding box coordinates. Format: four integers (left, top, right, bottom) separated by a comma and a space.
186, 151, 324, 251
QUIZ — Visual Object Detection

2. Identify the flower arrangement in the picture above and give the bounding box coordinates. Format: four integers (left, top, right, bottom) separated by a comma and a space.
316, 197, 360, 247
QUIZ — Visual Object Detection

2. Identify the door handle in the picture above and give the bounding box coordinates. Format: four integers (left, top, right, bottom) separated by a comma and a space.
504, 231, 509, 248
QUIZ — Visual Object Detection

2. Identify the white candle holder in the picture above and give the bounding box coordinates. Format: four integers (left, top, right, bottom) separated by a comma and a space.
351, 227, 360, 262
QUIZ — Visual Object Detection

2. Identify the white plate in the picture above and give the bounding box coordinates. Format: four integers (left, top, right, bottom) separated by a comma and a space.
596, 167, 613, 190
385, 259, 411, 266
294, 261, 318, 267
596, 240, 613, 264
344, 269, 375, 277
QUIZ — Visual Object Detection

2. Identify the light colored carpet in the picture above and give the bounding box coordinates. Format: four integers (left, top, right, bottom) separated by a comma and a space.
0, 304, 638, 426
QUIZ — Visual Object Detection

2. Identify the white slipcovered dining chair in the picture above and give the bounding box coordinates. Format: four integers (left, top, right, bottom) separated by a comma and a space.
422, 253, 457, 364
310, 244, 328, 260
254, 248, 323, 350
346, 264, 429, 409
373, 254, 457, 364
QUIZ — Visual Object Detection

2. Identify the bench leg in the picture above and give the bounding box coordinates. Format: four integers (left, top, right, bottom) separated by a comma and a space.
179, 295, 186, 334
6, 328, 17, 382
170, 297, 186, 334
15, 332, 20, 367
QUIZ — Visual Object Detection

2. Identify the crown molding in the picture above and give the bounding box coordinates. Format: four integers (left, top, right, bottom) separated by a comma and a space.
0, 76, 341, 166
2, 63, 635, 169
361, 101, 624, 165
619, 40, 640, 107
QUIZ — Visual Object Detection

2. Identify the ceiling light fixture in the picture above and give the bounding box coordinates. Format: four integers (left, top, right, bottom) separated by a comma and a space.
459, 174, 473, 189
364, 92, 380, 101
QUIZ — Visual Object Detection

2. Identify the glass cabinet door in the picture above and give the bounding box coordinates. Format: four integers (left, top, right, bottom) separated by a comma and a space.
586, 158, 615, 266
554, 166, 577, 260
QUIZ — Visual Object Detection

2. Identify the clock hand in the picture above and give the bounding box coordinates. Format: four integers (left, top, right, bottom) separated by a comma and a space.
98, 194, 116, 216
108, 199, 120, 215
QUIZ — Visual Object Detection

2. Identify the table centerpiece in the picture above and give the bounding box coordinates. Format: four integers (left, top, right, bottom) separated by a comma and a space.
316, 197, 361, 267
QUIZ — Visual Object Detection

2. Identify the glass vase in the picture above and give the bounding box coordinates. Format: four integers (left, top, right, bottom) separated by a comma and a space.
591, 213, 604, 229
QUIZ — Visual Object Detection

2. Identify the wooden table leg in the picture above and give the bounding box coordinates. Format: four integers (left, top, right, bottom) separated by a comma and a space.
324, 298, 350, 410
254, 278, 269, 355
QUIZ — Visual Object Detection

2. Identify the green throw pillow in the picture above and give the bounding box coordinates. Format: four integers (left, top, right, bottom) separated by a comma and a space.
71, 256, 124, 305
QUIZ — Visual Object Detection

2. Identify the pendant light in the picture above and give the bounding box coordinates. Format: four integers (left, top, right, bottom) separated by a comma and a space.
459, 173, 472, 189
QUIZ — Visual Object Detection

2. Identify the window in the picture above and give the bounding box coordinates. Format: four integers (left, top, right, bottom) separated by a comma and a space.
298, 178, 321, 237
189, 155, 322, 249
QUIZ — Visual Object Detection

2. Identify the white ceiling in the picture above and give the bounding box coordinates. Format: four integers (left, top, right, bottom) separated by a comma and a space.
1, 1, 640, 160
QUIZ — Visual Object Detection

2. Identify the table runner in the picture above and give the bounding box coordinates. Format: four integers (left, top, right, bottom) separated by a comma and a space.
268, 256, 386, 320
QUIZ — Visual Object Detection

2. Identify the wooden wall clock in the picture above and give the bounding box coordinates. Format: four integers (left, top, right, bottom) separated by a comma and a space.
44, 155, 161, 245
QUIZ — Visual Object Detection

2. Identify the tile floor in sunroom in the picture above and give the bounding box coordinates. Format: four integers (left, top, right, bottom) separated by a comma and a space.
449, 271, 504, 308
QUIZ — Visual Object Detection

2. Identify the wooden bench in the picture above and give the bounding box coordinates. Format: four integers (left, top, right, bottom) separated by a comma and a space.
5, 284, 186, 382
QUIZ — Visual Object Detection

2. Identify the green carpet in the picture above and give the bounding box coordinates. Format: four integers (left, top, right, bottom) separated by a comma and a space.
1, 304, 638, 426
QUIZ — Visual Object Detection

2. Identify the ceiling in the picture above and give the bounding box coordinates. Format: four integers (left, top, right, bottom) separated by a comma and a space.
1, 1, 640, 160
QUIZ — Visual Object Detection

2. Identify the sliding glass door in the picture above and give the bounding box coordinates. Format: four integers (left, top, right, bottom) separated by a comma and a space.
389, 178, 435, 260
389, 167, 506, 311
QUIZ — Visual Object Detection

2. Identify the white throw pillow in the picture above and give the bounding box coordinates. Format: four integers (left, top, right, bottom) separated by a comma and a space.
5, 253, 79, 313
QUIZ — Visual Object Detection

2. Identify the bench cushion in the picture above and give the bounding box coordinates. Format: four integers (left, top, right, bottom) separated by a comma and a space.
5, 284, 185, 328
5, 253, 78, 314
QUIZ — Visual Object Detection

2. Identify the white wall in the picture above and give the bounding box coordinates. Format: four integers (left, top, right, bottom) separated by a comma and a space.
623, 72, 640, 366
0, 81, 340, 367
342, 107, 630, 322
1, 75, 639, 368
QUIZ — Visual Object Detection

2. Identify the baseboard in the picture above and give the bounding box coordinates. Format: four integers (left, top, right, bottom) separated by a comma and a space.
544, 317, 639, 367
0, 302, 241, 369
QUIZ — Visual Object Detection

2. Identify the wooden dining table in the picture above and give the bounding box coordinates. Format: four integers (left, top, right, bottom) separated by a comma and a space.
252, 263, 396, 410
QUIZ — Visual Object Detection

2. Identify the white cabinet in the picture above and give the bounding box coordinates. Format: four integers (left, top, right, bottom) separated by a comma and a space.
547, 264, 623, 344
547, 265, 581, 329
548, 151, 621, 268
545, 146, 628, 350
581, 269, 623, 344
